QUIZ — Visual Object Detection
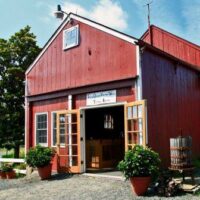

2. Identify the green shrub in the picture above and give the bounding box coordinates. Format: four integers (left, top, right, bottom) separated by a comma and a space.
14, 163, 27, 170
25, 145, 54, 168
118, 145, 161, 180
193, 158, 200, 168
1, 163, 14, 172
2, 153, 14, 158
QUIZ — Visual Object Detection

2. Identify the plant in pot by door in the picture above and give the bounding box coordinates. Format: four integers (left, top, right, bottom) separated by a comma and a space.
26, 145, 54, 180
1, 163, 16, 179
118, 145, 160, 196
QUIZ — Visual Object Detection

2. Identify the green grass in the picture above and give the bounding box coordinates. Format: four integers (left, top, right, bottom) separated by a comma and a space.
0, 147, 25, 158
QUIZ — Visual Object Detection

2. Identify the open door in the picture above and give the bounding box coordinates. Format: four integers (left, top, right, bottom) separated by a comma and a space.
56, 109, 81, 173
124, 100, 147, 151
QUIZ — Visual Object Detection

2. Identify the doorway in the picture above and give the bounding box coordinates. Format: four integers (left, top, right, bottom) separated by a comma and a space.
84, 106, 124, 172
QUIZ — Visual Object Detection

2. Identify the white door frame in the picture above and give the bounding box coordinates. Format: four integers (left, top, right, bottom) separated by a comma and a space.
79, 102, 126, 173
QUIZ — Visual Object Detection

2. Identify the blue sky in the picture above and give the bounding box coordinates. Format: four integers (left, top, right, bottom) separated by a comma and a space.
0, 0, 200, 47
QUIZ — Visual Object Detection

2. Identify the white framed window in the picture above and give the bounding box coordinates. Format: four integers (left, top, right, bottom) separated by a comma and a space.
104, 114, 114, 130
63, 25, 79, 50
51, 112, 65, 147
35, 113, 48, 146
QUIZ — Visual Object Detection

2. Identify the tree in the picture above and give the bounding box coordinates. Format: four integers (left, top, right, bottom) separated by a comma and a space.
0, 26, 41, 157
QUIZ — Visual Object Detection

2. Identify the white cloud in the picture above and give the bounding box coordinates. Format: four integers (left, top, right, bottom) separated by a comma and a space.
89, 0, 127, 30
51, 0, 128, 31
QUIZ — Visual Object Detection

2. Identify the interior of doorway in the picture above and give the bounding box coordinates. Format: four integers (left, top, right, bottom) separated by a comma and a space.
85, 105, 124, 173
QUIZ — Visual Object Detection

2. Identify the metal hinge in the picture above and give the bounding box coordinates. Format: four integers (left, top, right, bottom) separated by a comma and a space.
80, 137, 83, 141
81, 160, 84, 164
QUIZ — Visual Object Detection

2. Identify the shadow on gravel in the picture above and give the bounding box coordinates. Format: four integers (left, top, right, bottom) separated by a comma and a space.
49, 173, 74, 181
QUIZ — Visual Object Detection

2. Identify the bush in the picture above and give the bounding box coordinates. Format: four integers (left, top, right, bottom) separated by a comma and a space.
118, 145, 161, 180
26, 145, 54, 168
1, 163, 14, 172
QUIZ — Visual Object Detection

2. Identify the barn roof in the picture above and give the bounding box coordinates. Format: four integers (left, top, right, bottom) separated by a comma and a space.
26, 13, 200, 76
25, 13, 138, 75
141, 25, 200, 67
141, 25, 200, 50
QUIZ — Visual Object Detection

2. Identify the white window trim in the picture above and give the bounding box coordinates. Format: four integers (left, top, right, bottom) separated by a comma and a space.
51, 111, 57, 147
35, 112, 48, 147
63, 24, 79, 50
51, 111, 65, 148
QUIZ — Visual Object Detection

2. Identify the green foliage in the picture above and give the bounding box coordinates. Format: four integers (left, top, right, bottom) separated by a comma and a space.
118, 145, 161, 180
1, 163, 13, 172
2, 153, 14, 158
0, 147, 25, 158
13, 163, 27, 170
0, 26, 41, 157
26, 145, 53, 168
193, 158, 200, 168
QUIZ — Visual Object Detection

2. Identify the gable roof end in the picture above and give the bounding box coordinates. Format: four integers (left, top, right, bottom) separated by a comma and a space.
26, 13, 138, 75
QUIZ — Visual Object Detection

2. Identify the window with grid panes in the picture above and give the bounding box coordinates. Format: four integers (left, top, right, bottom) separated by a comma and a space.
36, 113, 47, 145
52, 113, 65, 146
104, 114, 114, 129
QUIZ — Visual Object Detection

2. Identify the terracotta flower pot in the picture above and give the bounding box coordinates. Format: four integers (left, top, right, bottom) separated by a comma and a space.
0, 171, 6, 179
130, 176, 151, 196
37, 164, 52, 180
6, 170, 16, 179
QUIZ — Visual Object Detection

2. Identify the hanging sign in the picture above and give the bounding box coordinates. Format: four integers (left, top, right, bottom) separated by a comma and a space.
86, 90, 116, 106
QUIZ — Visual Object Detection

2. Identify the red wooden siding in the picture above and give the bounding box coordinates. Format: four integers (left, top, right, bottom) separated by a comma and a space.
142, 49, 200, 166
29, 86, 135, 171
142, 26, 200, 67
27, 19, 137, 96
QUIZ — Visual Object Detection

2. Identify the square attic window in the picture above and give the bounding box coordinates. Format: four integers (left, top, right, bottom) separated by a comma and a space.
63, 25, 79, 50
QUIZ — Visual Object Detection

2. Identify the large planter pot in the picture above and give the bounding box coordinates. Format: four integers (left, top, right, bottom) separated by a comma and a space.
130, 176, 151, 196
37, 164, 52, 180
6, 170, 16, 179
0, 171, 6, 179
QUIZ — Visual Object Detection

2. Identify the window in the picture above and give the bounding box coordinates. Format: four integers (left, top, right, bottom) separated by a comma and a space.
104, 114, 114, 130
35, 113, 48, 146
63, 25, 79, 50
52, 112, 65, 146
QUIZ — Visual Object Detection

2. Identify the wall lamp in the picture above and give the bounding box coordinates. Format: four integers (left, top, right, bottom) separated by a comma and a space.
54, 5, 68, 20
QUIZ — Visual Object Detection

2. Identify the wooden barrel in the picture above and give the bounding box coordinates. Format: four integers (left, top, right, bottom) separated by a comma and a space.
170, 136, 192, 169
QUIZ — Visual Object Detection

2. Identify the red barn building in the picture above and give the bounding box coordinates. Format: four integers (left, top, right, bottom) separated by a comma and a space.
25, 13, 200, 173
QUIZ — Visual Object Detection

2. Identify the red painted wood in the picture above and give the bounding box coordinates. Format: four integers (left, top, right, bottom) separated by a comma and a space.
142, 25, 200, 67
29, 87, 135, 171
142, 49, 200, 167
27, 19, 137, 96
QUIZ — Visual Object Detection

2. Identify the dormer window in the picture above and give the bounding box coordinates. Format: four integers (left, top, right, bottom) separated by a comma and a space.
63, 25, 79, 50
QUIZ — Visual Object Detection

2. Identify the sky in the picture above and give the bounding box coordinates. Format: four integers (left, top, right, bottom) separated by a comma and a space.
0, 0, 200, 47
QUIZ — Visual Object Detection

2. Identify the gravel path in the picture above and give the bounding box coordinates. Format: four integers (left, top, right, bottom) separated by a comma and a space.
0, 173, 199, 200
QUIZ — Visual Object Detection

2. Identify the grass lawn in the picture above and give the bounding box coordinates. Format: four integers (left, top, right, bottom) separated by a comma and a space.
0, 146, 25, 158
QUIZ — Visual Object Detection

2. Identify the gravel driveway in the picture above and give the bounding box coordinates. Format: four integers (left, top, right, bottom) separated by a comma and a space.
0, 173, 199, 200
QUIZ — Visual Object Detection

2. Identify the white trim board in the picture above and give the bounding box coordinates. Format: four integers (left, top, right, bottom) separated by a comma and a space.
136, 45, 143, 100
26, 13, 138, 75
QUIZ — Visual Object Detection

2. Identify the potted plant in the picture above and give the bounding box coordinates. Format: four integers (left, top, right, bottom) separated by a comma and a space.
118, 145, 160, 196
26, 145, 54, 180
1, 163, 16, 179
